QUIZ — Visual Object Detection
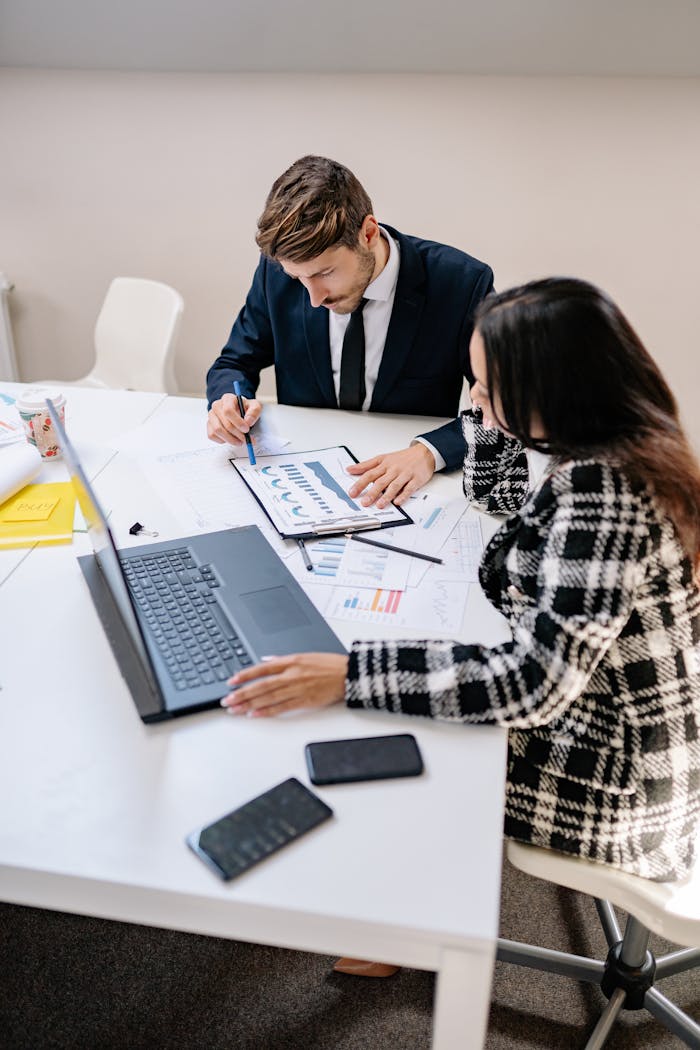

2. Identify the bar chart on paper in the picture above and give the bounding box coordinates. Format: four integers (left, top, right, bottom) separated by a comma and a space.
326, 579, 468, 633
306, 535, 410, 591
308, 536, 347, 577
327, 586, 405, 626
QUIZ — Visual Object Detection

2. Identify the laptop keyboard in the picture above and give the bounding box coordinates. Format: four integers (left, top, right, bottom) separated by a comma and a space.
121, 547, 254, 691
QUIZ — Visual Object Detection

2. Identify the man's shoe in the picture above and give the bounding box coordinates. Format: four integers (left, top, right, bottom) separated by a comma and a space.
332, 957, 400, 977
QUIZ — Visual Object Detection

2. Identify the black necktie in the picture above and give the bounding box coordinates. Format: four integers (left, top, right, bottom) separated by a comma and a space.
338, 298, 368, 411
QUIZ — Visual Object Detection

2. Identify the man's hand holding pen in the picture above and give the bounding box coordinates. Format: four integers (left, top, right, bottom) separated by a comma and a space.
233, 381, 257, 464
207, 391, 262, 448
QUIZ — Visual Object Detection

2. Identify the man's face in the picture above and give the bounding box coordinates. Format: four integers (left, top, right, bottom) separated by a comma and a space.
278, 241, 376, 314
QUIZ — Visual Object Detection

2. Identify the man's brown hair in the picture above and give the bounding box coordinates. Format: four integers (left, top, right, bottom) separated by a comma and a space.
255, 155, 373, 263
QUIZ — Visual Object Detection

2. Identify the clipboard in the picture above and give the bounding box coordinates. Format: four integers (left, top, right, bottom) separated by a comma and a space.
230, 445, 413, 540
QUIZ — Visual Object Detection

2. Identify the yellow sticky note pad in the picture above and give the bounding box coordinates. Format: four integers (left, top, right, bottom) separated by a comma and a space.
2, 494, 60, 522
0, 481, 77, 548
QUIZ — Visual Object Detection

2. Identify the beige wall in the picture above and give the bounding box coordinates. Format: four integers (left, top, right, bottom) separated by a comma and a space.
2, 69, 699, 443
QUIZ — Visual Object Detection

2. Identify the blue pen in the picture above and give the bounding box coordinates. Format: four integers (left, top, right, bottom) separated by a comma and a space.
234, 381, 256, 465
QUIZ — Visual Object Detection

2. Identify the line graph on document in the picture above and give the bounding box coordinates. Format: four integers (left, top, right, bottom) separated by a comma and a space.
427, 579, 466, 632
436, 517, 483, 581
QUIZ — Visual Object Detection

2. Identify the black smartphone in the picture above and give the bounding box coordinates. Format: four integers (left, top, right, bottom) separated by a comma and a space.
186, 777, 333, 881
304, 733, 424, 786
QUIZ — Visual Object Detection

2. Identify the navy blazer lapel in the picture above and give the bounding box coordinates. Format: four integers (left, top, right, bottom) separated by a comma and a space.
370, 227, 425, 411
301, 297, 336, 406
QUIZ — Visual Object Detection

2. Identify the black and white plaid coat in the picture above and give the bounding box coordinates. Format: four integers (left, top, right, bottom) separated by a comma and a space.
346, 410, 700, 880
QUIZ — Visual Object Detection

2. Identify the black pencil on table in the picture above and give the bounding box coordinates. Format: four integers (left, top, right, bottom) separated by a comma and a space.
297, 537, 314, 571
345, 532, 443, 565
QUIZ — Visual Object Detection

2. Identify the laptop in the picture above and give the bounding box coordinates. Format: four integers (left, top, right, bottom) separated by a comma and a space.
47, 400, 346, 723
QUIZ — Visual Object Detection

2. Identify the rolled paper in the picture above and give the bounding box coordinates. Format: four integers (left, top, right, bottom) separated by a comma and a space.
0, 441, 43, 506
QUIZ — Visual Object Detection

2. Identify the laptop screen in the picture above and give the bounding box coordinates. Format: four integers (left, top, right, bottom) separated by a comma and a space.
47, 398, 161, 696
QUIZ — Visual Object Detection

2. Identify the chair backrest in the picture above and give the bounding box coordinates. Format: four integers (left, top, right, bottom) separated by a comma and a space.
89, 277, 184, 393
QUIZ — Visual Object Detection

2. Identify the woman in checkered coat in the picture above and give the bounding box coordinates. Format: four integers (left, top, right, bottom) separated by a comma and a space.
223, 278, 700, 883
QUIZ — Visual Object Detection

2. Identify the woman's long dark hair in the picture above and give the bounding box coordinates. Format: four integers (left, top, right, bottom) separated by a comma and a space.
474, 277, 700, 572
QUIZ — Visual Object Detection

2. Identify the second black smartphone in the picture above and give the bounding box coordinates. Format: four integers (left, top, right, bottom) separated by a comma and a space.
304, 733, 424, 786
186, 777, 333, 881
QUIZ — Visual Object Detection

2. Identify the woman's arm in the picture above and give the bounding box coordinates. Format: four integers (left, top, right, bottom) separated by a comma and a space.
348, 463, 650, 728
222, 464, 651, 726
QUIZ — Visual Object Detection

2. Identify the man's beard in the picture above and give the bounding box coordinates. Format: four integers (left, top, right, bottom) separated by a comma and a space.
326, 248, 376, 314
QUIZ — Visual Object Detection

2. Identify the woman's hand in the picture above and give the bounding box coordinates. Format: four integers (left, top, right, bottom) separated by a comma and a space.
220, 653, 349, 718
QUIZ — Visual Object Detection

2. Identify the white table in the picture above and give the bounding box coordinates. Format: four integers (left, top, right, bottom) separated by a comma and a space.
0, 383, 165, 584
0, 391, 510, 1049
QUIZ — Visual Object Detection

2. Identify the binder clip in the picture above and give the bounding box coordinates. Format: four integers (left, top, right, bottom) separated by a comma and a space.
129, 522, 159, 538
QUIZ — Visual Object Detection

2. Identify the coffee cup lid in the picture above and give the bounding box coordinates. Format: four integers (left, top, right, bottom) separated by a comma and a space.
16, 387, 66, 412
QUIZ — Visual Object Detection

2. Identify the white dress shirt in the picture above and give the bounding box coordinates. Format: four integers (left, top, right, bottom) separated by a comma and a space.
328, 226, 400, 412
328, 227, 446, 470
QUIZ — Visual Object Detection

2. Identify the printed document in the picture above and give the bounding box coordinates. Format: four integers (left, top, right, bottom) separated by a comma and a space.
232, 446, 411, 539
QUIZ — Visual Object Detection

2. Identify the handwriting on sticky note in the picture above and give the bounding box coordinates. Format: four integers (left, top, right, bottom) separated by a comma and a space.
2, 495, 60, 522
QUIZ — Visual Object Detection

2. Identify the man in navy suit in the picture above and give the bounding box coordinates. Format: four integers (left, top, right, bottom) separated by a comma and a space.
206, 155, 494, 507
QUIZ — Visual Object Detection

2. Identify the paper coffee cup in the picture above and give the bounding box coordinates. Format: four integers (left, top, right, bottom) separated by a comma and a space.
16, 387, 67, 460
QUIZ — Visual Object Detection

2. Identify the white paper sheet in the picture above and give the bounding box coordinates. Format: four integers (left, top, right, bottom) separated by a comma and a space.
288, 533, 411, 591
234, 446, 408, 537
0, 441, 42, 505
378, 494, 472, 587
143, 444, 290, 557
432, 516, 484, 581
323, 577, 468, 635
113, 409, 289, 459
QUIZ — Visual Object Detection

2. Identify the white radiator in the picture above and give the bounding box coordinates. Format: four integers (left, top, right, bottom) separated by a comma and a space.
0, 273, 19, 382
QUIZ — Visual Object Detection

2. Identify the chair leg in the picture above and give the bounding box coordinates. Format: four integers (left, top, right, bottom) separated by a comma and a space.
496, 938, 604, 983
498, 902, 700, 1049
655, 947, 700, 980
594, 898, 621, 947
583, 987, 627, 1050
645, 986, 700, 1048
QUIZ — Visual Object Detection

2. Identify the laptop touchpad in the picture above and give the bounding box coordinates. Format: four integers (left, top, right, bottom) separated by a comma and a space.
240, 586, 310, 633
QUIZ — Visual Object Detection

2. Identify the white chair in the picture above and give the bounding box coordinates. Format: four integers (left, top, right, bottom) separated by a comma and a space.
49, 277, 184, 394
498, 837, 700, 1048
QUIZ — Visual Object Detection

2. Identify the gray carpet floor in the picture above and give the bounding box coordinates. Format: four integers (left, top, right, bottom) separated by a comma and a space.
1, 857, 698, 1049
